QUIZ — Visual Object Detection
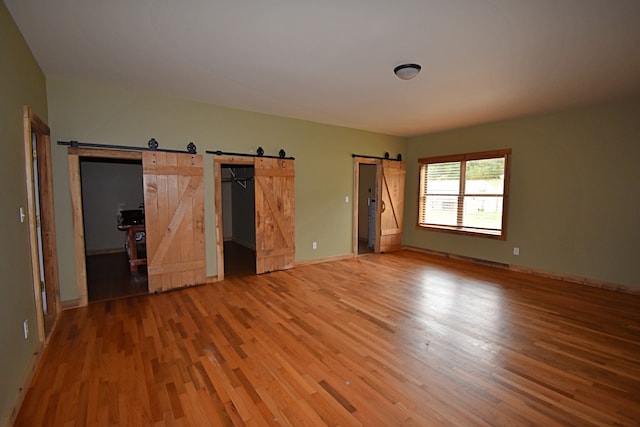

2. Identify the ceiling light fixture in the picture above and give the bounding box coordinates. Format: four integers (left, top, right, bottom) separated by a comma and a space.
394, 63, 421, 80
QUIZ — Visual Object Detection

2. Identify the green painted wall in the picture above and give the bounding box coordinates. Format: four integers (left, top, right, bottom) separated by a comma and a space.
404, 98, 640, 289
46, 78, 406, 302
0, 1, 48, 422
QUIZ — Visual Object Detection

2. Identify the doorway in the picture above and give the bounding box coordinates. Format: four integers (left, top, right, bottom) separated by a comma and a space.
357, 163, 377, 254
68, 149, 145, 306
80, 157, 148, 302
353, 157, 406, 255
23, 107, 60, 342
214, 156, 295, 280
221, 164, 257, 277
353, 157, 380, 255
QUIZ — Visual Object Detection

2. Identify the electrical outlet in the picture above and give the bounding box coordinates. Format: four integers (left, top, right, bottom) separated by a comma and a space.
345, 196, 349, 203
23, 320, 29, 340
312, 242, 318, 250
513, 247, 520, 256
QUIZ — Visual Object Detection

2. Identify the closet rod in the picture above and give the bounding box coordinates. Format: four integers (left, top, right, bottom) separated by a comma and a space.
221, 177, 253, 182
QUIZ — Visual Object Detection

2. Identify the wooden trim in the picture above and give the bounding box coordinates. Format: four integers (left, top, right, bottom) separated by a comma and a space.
353, 157, 379, 165
404, 245, 509, 268
416, 149, 510, 240
68, 147, 142, 160
414, 224, 505, 240
60, 299, 81, 310
404, 245, 640, 295
214, 159, 228, 280
22, 106, 61, 343
23, 108, 45, 342
418, 148, 511, 164
215, 155, 257, 165
295, 253, 355, 267
501, 149, 511, 240
374, 161, 382, 253
353, 157, 381, 256
37, 133, 62, 321
68, 153, 88, 307
213, 156, 254, 280
67, 147, 147, 305
508, 265, 640, 295
352, 160, 359, 255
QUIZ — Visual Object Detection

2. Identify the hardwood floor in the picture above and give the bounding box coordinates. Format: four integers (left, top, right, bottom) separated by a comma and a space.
86, 252, 148, 303
357, 239, 373, 255
15, 251, 640, 426
224, 241, 257, 278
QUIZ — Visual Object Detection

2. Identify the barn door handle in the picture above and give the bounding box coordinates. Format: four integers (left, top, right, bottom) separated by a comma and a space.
380, 200, 386, 213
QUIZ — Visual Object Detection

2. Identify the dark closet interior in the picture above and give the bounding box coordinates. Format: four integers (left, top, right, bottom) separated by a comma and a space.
221, 164, 257, 277
80, 157, 148, 302
358, 163, 377, 254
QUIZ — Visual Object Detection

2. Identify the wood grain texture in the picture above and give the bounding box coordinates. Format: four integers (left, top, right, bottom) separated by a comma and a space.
143, 152, 206, 292
254, 158, 295, 274
68, 153, 89, 307
22, 106, 60, 341
379, 160, 405, 252
14, 251, 640, 426
36, 133, 61, 327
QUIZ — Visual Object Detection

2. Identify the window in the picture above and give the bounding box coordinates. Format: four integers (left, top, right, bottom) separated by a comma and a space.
418, 149, 511, 239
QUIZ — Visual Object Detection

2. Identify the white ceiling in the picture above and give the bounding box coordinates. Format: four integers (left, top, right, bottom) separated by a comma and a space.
6, 0, 640, 137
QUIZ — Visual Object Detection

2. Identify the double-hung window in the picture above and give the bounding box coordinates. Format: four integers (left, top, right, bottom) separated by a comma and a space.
418, 149, 511, 239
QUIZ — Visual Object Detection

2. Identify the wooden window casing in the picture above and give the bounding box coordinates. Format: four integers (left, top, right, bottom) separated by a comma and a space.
417, 149, 511, 239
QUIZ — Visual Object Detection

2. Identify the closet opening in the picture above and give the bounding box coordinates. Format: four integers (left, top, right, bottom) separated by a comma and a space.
353, 156, 406, 255
221, 164, 257, 278
80, 157, 148, 302
357, 163, 378, 254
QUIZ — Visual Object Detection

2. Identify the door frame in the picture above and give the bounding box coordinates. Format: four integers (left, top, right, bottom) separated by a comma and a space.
213, 155, 254, 281
23, 106, 60, 342
68, 148, 143, 306
352, 157, 382, 255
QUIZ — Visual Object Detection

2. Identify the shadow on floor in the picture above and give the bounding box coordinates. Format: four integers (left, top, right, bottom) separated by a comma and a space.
224, 241, 256, 278
86, 252, 148, 303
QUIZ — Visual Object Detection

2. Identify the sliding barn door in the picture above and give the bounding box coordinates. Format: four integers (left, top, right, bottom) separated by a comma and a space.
143, 152, 206, 292
254, 158, 295, 274
379, 159, 406, 252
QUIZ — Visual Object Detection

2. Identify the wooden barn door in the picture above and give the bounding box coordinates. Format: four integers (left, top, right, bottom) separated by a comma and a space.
379, 159, 406, 252
254, 158, 295, 274
143, 152, 206, 292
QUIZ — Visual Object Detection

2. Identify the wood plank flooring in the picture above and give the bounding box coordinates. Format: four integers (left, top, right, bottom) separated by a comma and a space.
86, 252, 148, 303
224, 241, 257, 278
14, 251, 640, 426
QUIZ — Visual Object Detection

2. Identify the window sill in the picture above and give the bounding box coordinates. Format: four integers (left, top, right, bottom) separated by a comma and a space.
416, 224, 506, 240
